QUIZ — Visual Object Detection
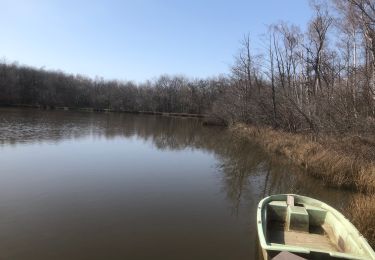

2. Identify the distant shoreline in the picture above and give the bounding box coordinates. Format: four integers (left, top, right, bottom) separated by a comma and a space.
0, 104, 206, 119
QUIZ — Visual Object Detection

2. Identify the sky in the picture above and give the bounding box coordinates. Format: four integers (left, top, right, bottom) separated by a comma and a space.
0, 0, 313, 82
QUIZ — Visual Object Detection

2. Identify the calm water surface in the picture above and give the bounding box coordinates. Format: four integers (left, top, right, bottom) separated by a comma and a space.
0, 108, 353, 260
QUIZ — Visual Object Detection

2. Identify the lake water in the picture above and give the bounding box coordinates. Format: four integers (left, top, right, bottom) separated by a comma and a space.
0, 108, 353, 260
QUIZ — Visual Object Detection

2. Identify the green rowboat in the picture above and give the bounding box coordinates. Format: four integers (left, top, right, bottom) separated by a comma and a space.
257, 194, 375, 260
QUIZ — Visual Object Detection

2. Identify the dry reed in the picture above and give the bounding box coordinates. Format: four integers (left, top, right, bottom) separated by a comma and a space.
346, 195, 375, 248
231, 123, 375, 193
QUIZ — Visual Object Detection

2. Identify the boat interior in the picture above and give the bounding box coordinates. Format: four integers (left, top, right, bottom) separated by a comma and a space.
264, 195, 368, 259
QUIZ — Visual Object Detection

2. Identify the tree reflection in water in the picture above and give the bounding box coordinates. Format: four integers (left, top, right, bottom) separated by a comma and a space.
0, 107, 352, 218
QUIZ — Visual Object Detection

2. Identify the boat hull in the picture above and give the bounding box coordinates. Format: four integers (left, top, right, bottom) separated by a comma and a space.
257, 194, 375, 260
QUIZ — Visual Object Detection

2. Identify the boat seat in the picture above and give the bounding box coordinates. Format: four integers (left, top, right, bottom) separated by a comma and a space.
287, 205, 309, 232
268, 201, 287, 221
304, 205, 327, 226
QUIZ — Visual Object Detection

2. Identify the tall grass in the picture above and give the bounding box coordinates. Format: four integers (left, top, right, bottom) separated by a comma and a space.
347, 195, 375, 248
231, 124, 375, 193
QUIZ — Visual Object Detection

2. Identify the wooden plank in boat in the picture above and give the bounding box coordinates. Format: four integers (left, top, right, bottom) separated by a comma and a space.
270, 230, 339, 252
272, 251, 307, 260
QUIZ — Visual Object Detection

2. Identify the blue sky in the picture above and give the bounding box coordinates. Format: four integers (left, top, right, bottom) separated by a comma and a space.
1, 0, 312, 82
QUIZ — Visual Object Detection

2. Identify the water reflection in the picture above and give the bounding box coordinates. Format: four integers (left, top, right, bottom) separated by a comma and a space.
1, 108, 347, 199
216, 136, 351, 214
0, 108, 353, 260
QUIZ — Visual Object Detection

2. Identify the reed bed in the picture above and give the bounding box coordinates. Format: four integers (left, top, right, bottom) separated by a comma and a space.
231, 123, 375, 193
347, 195, 375, 248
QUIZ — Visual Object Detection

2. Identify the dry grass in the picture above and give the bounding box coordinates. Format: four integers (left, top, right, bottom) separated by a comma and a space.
346, 195, 375, 248
231, 123, 375, 193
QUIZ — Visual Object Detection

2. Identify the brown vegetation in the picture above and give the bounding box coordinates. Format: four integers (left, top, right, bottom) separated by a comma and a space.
346, 195, 375, 247
231, 124, 375, 193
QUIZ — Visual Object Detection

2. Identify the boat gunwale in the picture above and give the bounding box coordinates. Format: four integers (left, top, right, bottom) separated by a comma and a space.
256, 194, 375, 260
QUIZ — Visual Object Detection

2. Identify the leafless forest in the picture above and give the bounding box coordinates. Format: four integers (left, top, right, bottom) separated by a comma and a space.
1, 0, 375, 134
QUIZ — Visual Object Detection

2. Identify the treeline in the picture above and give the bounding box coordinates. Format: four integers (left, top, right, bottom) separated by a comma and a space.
0, 62, 227, 115
2, 0, 375, 134
212, 0, 375, 134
